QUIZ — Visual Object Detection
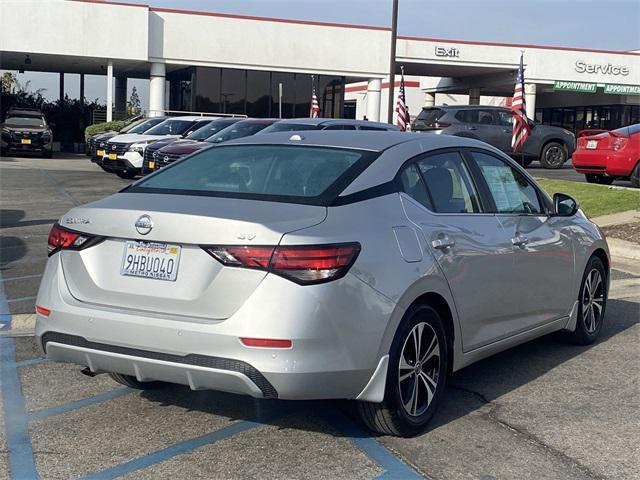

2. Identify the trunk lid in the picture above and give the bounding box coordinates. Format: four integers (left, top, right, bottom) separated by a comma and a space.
59, 193, 326, 319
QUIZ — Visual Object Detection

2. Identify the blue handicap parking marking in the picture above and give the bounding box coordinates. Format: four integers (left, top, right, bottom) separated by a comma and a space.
0, 269, 12, 330
330, 412, 422, 480
0, 337, 39, 480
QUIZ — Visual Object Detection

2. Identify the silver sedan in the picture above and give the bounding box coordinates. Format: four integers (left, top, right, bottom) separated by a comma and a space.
36, 131, 609, 436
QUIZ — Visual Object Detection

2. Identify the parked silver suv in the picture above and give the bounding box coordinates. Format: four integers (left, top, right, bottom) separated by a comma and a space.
412, 105, 576, 169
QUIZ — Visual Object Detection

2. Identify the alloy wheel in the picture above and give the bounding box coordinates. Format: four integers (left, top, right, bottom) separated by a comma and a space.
582, 268, 604, 334
398, 322, 440, 417
545, 146, 565, 167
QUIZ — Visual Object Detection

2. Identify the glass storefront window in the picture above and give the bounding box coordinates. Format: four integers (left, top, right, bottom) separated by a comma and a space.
246, 71, 271, 117
220, 69, 247, 115
195, 67, 221, 113
271, 72, 295, 118
294, 74, 313, 118
170, 67, 345, 119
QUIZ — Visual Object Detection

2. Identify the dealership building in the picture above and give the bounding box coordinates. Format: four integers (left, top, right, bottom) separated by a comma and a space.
1, 0, 638, 132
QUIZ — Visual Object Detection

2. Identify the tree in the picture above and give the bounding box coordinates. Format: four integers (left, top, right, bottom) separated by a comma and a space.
1, 72, 17, 93
128, 86, 141, 115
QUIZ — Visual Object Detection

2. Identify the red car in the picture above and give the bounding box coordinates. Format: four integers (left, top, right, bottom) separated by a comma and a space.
572, 124, 640, 187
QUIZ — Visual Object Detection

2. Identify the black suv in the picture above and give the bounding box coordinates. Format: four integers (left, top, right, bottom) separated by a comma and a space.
412, 105, 575, 169
1, 108, 53, 158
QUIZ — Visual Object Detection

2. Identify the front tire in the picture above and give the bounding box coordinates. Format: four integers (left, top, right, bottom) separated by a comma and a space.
540, 142, 568, 169
568, 256, 607, 345
109, 372, 167, 390
585, 174, 614, 185
630, 162, 640, 188
357, 304, 449, 437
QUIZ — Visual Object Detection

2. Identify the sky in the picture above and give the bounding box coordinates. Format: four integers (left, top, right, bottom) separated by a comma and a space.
13, 0, 640, 108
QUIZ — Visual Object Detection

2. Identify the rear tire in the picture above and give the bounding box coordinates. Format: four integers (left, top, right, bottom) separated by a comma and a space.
567, 256, 607, 345
540, 142, 568, 169
585, 174, 614, 185
42, 150, 53, 159
357, 304, 449, 437
630, 162, 640, 188
116, 170, 137, 179
109, 372, 167, 390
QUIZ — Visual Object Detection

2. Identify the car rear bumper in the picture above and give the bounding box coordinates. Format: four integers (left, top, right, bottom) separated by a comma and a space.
573, 150, 634, 177
35, 254, 395, 400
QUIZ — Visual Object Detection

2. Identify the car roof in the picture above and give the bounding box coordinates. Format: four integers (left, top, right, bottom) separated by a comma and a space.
234, 118, 279, 125
272, 118, 397, 129
224, 130, 473, 152
423, 105, 508, 111
6, 108, 45, 117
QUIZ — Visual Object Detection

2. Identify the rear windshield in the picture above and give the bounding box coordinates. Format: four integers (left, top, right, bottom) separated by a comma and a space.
207, 122, 272, 143
145, 119, 195, 136
130, 145, 377, 205
415, 108, 445, 124
5, 116, 45, 128
187, 119, 239, 140
259, 123, 320, 134
125, 117, 165, 134
613, 124, 640, 136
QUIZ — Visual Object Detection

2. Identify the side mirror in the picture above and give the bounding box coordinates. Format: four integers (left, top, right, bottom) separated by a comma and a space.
553, 193, 579, 216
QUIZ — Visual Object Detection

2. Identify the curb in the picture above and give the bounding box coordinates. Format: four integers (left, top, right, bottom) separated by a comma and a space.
608, 238, 640, 261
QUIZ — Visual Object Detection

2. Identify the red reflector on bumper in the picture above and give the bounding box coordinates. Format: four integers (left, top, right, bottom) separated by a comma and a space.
240, 337, 292, 348
35, 305, 51, 317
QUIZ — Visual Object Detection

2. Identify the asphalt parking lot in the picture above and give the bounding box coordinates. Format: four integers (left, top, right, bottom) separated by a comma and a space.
1, 154, 639, 480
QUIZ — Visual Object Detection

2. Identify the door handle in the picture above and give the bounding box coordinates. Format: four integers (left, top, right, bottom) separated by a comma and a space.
502, 128, 511, 133
431, 236, 455, 250
468, 126, 478, 131
511, 235, 529, 247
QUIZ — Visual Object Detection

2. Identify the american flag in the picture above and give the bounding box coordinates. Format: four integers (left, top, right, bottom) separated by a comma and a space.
511, 53, 531, 152
395, 68, 408, 131
310, 76, 320, 118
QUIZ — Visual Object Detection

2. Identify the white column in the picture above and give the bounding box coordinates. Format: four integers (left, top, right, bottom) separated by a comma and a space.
365, 78, 381, 122
468, 88, 480, 105
149, 62, 166, 117
524, 83, 537, 120
106, 60, 113, 122
424, 92, 436, 107
114, 76, 127, 116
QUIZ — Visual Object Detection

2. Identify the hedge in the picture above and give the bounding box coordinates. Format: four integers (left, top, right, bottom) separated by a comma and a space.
84, 120, 133, 139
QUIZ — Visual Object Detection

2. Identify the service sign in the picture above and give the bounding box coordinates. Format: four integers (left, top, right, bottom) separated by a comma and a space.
553, 81, 597, 93
603, 84, 640, 96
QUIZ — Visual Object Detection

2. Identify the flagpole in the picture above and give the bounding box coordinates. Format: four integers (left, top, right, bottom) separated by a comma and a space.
386, 0, 399, 124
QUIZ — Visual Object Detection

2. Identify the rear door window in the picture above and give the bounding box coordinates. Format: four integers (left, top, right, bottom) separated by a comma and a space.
416, 152, 481, 213
455, 109, 497, 125
398, 164, 433, 210
131, 145, 377, 205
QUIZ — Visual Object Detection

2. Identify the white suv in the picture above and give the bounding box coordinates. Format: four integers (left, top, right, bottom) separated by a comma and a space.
101, 116, 214, 178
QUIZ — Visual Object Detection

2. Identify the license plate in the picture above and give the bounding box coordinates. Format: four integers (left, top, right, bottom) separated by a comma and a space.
586, 140, 598, 149
21, 139, 31, 145
97, 149, 105, 156
120, 241, 181, 281
108, 153, 118, 160
148, 161, 155, 169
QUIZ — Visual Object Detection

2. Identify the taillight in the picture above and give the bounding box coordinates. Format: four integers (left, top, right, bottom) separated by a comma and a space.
47, 223, 96, 256
577, 137, 587, 149
203, 243, 361, 285
612, 137, 628, 151
434, 121, 451, 128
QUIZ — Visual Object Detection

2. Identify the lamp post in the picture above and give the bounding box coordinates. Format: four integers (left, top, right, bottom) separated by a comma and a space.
386, 0, 399, 124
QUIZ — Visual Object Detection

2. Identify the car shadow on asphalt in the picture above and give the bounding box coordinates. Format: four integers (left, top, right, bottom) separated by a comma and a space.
138, 297, 638, 440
